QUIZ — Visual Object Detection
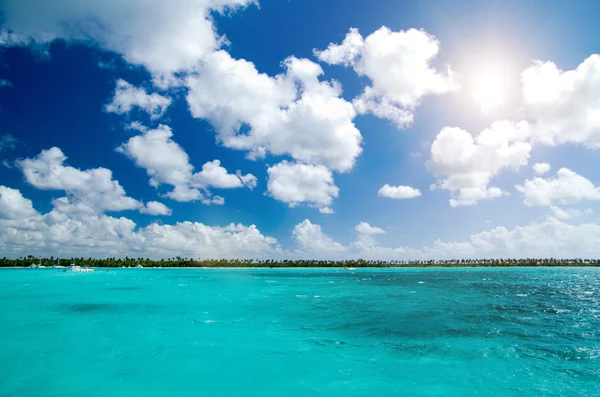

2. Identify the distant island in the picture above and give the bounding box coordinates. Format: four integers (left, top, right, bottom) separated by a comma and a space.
1, 256, 600, 268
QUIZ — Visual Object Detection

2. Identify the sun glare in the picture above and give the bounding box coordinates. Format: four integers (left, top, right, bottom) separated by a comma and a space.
471, 69, 507, 114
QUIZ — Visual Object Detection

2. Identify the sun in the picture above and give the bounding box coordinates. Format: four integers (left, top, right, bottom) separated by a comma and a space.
471, 68, 507, 114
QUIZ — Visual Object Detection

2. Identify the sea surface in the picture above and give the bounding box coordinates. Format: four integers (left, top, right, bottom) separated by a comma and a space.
0, 267, 599, 396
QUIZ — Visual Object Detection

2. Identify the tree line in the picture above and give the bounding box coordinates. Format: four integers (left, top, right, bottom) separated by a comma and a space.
1, 256, 600, 268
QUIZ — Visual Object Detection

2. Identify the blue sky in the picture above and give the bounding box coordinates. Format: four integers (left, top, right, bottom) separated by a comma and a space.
1, 0, 600, 259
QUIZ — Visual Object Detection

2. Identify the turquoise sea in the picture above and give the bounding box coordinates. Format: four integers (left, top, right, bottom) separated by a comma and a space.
0, 267, 599, 396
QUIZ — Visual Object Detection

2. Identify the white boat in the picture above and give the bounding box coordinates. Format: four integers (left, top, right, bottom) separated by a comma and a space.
70, 264, 94, 273
135, 264, 143, 268
345, 267, 356, 270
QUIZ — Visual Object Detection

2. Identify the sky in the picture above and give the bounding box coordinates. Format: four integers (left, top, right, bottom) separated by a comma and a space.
1, 0, 600, 260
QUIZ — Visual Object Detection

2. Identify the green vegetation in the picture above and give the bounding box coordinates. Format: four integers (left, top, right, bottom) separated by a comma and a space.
1, 256, 600, 268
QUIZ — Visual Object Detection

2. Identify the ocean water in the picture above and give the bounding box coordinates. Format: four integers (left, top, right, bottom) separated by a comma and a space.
0, 268, 599, 396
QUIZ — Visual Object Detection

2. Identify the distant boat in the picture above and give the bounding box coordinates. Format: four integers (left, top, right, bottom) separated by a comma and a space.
135, 264, 143, 268
70, 264, 94, 273
345, 267, 356, 270
53, 257, 65, 268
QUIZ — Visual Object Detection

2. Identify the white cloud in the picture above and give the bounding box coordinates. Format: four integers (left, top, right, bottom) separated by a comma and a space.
139, 220, 277, 258
140, 201, 172, 216
292, 219, 346, 254
428, 121, 532, 206
300, 217, 600, 260
354, 222, 385, 236
0, 79, 12, 87
353, 221, 385, 250
104, 80, 171, 119
314, 27, 364, 66
204, 195, 225, 206
266, 161, 339, 213
186, 51, 362, 172
516, 167, 600, 206
522, 54, 600, 148
318, 206, 335, 215
462, 217, 600, 258
0, 212, 278, 259
315, 26, 456, 128
378, 184, 421, 199
0, 0, 256, 84
0, 186, 39, 220
116, 125, 256, 203
16, 147, 142, 213
533, 162, 551, 175
117, 125, 193, 188
192, 160, 256, 190
549, 206, 593, 220
0, 188, 278, 258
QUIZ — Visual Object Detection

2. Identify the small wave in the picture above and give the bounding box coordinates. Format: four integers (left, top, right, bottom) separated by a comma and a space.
516, 293, 528, 297
266, 280, 276, 283
314, 295, 321, 298
418, 281, 425, 284
296, 294, 307, 298
204, 320, 215, 324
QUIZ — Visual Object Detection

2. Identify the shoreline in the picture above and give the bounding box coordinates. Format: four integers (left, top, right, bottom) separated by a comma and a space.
2, 265, 600, 269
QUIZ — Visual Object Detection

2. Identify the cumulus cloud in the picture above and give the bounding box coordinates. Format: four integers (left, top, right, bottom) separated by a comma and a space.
0, 186, 39, 220
292, 219, 346, 255
16, 147, 142, 213
315, 26, 456, 128
266, 161, 339, 213
428, 121, 532, 206
378, 184, 421, 199
104, 80, 171, 119
461, 217, 600, 258
140, 201, 172, 216
186, 51, 362, 172
0, 187, 278, 258
522, 54, 600, 148
355, 222, 385, 236
298, 217, 600, 260
516, 167, 600, 206
192, 160, 257, 190
0, 212, 278, 259
116, 125, 256, 203
353, 222, 386, 250
0, 0, 256, 84
533, 162, 551, 175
